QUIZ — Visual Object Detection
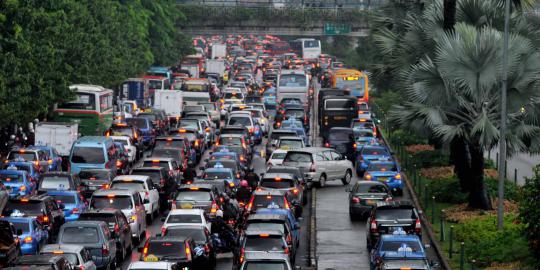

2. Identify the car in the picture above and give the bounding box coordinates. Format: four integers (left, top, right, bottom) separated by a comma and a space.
262, 88, 277, 109
78, 209, 133, 262
266, 166, 310, 190
151, 147, 188, 174
163, 208, 211, 234
213, 145, 250, 167
200, 166, 238, 193
0, 169, 36, 197
159, 225, 216, 269
370, 231, 429, 270
141, 158, 182, 183
46, 190, 86, 222
0, 220, 20, 267
238, 230, 290, 265
325, 127, 356, 160
379, 259, 435, 270
154, 136, 196, 166
282, 147, 354, 188
267, 149, 288, 167
111, 175, 160, 221
139, 236, 200, 267
89, 189, 147, 244
227, 114, 261, 144
8, 254, 73, 270
202, 159, 244, 181
245, 212, 300, 258
127, 261, 177, 270
69, 136, 120, 176
37, 172, 81, 194
106, 123, 143, 157
2, 161, 41, 183
366, 201, 422, 250
57, 220, 117, 270
355, 128, 378, 147
208, 149, 246, 172
1, 216, 48, 255
356, 145, 392, 176
131, 167, 177, 212
5, 148, 50, 173
282, 107, 308, 130
364, 160, 403, 195
114, 142, 131, 175
266, 129, 297, 157
259, 172, 304, 209
78, 169, 114, 199
352, 118, 377, 138
276, 136, 305, 150
246, 189, 292, 214
40, 244, 97, 270
126, 117, 156, 148
28, 145, 63, 172
348, 181, 392, 220
2, 195, 65, 240
239, 253, 293, 270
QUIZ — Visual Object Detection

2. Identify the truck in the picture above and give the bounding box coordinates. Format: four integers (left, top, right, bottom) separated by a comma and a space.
205, 59, 227, 78
153, 90, 183, 123
210, 43, 227, 59
35, 122, 79, 157
121, 78, 147, 108
183, 65, 200, 79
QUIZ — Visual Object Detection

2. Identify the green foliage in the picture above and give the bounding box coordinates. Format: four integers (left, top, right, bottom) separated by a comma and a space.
372, 91, 403, 114
519, 166, 540, 267
412, 149, 450, 168
454, 214, 532, 267
0, 0, 192, 126
389, 129, 426, 146
485, 177, 520, 202
428, 177, 468, 204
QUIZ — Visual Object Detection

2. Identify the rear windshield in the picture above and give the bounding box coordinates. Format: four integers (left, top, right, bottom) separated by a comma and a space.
61, 226, 99, 243
184, 106, 204, 112
357, 184, 388, 194
381, 240, 422, 252
284, 110, 304, 119
3, 201, 43, 215
266, 168, 301, 178
224, 92, 244, 99
220, 129, 245, 135
111, 182, 145, 192
228, 117, 251, 126
164, 228, 206, 242
111, 126, 134, 137
252, 195, 285, 210
39, 176, 71, 190
175, 191, 211, 201
10, 221, 30, 233
324, 99, 355, 109
206, 161, 235, 171
245, 236, 284, 251
49, 194, 76, 204
143, 161, 170, 170
243, 262, 287, 270
358, 103, 369, 110
132, 170, 161, 182
283, 152, 312, 163
376, 208, 415, 220
353, 122, 374, 129
279, 139, 303, 149
78, 214, 116, 228
355, 131, 374, 137
260, 179, 294, 189
138, 113, 157, 121
0, 173, 23, 183
204, 171, 232, 179
152, 149, 181, 159
127, 118, 149, 129
279, 74, 307, 87
361, 148, 388, 155
270, 132, 296, 140
270, 152, 287, 160
8, 152, 37, 161
113, 138, 129, 146
167, 214, 202, 224
367, 163, 397, 171
219, 137, 242, 145
91, 196, 133, 210
155, 140, 184, 149
246, 222, 285, 234
329, 131, 353, 141
79, 170, 109, 180
71, 147, 105, 164
147, 241, 186, 258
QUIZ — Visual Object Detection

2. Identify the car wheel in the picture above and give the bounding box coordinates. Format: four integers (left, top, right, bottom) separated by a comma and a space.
317, 174, 326, 188
342, 170, 352, 185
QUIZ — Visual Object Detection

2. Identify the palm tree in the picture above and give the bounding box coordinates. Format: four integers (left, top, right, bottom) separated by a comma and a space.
443, 0, 456, 30
390, 23, 540, 209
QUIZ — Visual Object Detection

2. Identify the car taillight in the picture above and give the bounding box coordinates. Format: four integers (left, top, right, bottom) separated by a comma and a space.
309, 163, 316, 172
114, 224, 120, 234
415, 219, 422, 234
211, 201, 218, 213
371, 219, 378, 232
161, 227, 167, 235
284, 247, 290, 254
247, 196, 254, 212
195, 140, 200, 147
142, 242, 149, 256
365, 174, 372, 180
71, 208, 79, 214
353, 143, 357, 148
352, 197, 360, 204
395, 174, 402, 180
23, 236, 33, 243
102, 184, 110, 189
325, 142, 330, 147
240, 248, 245, 263
286, 234, 292, 244
284, 199, 290, 210
185, 242, 192, 261
102, 244, 109, 256
292, 188, 299, 194
116, 160, 122, 168
204, 244, 210, 253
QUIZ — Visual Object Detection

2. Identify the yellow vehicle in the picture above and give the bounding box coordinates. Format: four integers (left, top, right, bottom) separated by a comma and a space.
330, 69, 369, 102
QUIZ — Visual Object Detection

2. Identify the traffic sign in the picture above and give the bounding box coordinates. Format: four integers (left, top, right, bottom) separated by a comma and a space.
324, 23, 351, 35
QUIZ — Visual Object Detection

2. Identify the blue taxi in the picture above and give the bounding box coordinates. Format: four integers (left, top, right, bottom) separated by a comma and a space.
0, 170, 35, 197
2, 161, 40, 182
47, 190, 86, 222
262, 87, 277, 109
28, 146, 62, 171
202, 164, 239, 189
364, 160, 403, 195
209, 149, 245, 171
356, 145, 392, 176
354, 129, 378, 147
2, 215, 49, 255
370, 230, 428, 270
255, 208, 300, 250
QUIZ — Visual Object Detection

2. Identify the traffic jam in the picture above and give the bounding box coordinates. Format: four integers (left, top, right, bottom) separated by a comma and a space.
0, 35, 433, 270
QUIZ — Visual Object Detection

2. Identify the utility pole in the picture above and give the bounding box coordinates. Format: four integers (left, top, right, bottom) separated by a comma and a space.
498, 0, 511, 230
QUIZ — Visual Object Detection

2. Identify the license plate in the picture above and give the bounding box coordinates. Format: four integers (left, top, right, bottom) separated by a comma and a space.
366, 199, 375, 205
180, 202, 194, 209
378, 177, 388, 182
334, 116, 347, 120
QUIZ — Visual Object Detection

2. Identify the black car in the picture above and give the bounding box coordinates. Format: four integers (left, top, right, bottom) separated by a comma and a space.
106, 123, 143, 157
326, 127, 356, 160
37, 172, 81, 194
7, 254, 72, 270
78, 169, 114, 199
2, 195, 65, 241
78, 209, 133, 262
266, 165, 309, 190
160, 225, 216, 269
366, 200, 422, 250
139, 236, 200, 268
0, 220, 20, 267
347, 181, 392, 220
131, 167, 177, 211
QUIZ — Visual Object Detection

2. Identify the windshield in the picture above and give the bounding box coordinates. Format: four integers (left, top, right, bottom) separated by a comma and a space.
376, 208, 415, 220
3, 201, 43, 215
111, 182, 145, 192
111, 126, 133, 137
10, 221, 30, 234
279, 140, 303, 149
357, 184, 388, 194
126, 118, 149, 129
175, 191, 211, 201
71, 147, 105, 164
367, 163, 397, 171
270, 152, 287, 160
147, 241, 186, 258
137, 114, 157, 121
78, 214, 116, 228
178, 120, 199, 129
0, 173, 23, 183
244, 262, 287, 270
40, 176, 71, 190
283, 152, 312, 163
91, 196, 133, 210
260, 179, 294, 189
245, 236, 284, 251
324, 99, 355, 109
204, 171, 232, 179
361, 148, 388, 156
132, 171, 161, 182
279, 74, 307, 87
329, 132, 353, 141
381, 240, 422, 252
167, 214, 202, 224
49, 194, 76, 204
61, 226, 99, 243
228, 117, 251, 126
164, 227, 206, 242
58, 93, 96, 110
155, 139, 184, 149
355, 131, 374, 137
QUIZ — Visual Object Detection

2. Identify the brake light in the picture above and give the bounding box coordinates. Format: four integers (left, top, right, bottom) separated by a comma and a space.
43, 216, 49, 223
19, 185, 26, 191
239, 248, 245, 263
211, 201, 218, 213
292, 188, 299, 194
284, 198, 290, 210
102, 184, 110, 189
352, 197, 360, 204
114, 224, 120, 233
185, 242, 192, 261
240, 155, 245, 161
24, 236, 33, 243
276, 122, 281, 127
116, 160, 122, 168
371, 219, 378, 232
247, 196, 254, 212
325, 142, 330, 147
72, 208, 79, 214
395, 174, 402, 180
142, 242, 149, 256
415, 219, 422, 234
102, 244, 109, 256
195, 140, 200, 147
353, 143, 357, 148
161, 227, 167, 235
286, 234, 292, 244
229, 182, 235, 187
365, 174, 372, 180
309, 163, 316, 172
284, 247, 290, 254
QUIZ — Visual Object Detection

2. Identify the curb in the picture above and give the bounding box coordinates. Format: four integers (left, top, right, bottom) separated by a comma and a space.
378, 127, 452, 270
309, 187, 318, 269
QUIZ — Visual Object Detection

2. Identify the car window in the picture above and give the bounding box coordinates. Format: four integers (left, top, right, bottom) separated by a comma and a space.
322, 151, 333, 161
243, 261, 287, 270
260, 178, 294, 189
167, 214, 202, 224
71, 147, 105, 164
356, 184, 388, 193
375, 208, 415, 220
314, 153, 325, 162
40, 176, 71, 190
61, 226, 99, 243
175, 191, 211, 201
164, 227, 206, 242
330, 151, 342, 161
245, 236, 284, 251
284, 152, 312, 163
111, 182, 145, 192
91, 196, 133, 210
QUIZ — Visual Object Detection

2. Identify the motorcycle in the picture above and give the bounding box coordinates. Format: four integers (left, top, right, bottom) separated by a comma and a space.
211, 231, 238, 254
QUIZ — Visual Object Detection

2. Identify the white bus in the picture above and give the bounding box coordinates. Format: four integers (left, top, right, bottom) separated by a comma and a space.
290, 38, 321, 59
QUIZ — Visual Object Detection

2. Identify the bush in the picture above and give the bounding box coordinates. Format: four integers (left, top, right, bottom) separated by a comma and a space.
427, 177, 467, 204
389, 129, 426, 146
485, 177, 520, 202
411, 150, 450, 168
454, 214, 532, 267
519, 166, 540, 268
372, 91, 402, 114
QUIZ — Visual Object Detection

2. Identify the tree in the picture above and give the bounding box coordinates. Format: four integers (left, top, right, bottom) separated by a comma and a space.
519, 165, 540, 266
443, 0, 456, 31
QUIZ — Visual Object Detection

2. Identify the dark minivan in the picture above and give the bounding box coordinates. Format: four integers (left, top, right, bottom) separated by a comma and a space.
326, 127, 356, 160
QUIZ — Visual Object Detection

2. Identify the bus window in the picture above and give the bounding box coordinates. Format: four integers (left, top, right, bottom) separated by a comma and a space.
304, 40, 320, 48
100, 95, 113, 113
58, 93, 96, 110
279, 74, 307, 87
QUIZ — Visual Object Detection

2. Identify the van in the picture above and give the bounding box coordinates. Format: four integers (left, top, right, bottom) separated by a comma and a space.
276, 70, 309, 107
69, 136, 118, 175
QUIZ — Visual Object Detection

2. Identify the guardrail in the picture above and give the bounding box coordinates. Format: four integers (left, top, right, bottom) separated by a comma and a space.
176, 0, 388, 9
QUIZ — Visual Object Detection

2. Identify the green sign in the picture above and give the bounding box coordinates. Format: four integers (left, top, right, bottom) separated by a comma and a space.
324, 22, 351, 35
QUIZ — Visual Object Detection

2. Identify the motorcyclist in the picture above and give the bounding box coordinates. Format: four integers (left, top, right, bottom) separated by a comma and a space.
182, 165, 196, 185
221, 194, 240, 222
211, 210, 238, 252
245, 170, 260, 190
236, 180, 252, 205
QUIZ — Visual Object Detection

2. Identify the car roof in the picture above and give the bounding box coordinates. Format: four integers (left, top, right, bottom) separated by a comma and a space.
278, 136, 302, 141
261, 173, 295, 180
113, 175, 150, 181
0, 170, 26, 175
244, 230, 284, 236
247, 213, 287, 222
143, 157, 174, 162
253, 189, 285, 196
128, 261, 173, 269
92, 188, 137, 196
243, 252, 290, 261
41, 244, 86, 253
80, 209, 122, 215
132, 167, 165, 172
61, 220, 107, 227
286, 147, 329, 153
169, 209, 204, 215
375, 200, 414, 209
178, 184, 214, 190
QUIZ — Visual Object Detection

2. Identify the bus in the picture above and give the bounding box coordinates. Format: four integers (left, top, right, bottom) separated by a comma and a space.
330, 69, 369, 102
53, 84, 114, 136
290, 38, 321, 59
269, 41, 291, 56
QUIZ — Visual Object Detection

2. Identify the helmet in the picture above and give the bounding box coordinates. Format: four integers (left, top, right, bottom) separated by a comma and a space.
216, 209, 224, 218
240, 180, 248, 187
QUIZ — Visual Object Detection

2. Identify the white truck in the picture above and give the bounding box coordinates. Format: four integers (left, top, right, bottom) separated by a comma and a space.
210, 44, 227, 59
184, 65, 200, 79
35, 122, 79, 157
153, 90, 183, 119
205, 59, 227, 78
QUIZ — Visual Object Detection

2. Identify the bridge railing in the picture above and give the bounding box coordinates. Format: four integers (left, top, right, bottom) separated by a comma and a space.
177, 0, 389, 9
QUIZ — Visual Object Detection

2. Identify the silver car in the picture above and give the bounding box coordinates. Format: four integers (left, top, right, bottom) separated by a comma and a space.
282, 147, 354, 187
40, 244, 97, 270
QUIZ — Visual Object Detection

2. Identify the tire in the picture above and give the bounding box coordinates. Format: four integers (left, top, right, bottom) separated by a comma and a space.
342, 170, 352, 185
317, 174, 326, 188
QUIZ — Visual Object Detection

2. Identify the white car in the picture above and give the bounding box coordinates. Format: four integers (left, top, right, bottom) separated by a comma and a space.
162, 209, 211, 234
128, 261, 176, 270
111, 175, 160, 221
268, 149, 288, 167
40, 244, 97, 270
277, 136, 305, 150
111, 136, 137, 164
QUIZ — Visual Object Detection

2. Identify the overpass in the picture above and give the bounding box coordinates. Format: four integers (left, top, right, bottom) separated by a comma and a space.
176, 1, 386, 37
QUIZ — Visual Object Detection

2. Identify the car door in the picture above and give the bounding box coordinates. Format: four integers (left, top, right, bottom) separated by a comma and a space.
146, 178, 159, 209
117, 213, 131, 249
313, 152, 327, 178
133, 194, 146, 229
322, 151, 337, 179
329, 150, 346, 179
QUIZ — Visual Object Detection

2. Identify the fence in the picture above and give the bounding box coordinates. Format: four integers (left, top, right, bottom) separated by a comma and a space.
176, 0, 390, 9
